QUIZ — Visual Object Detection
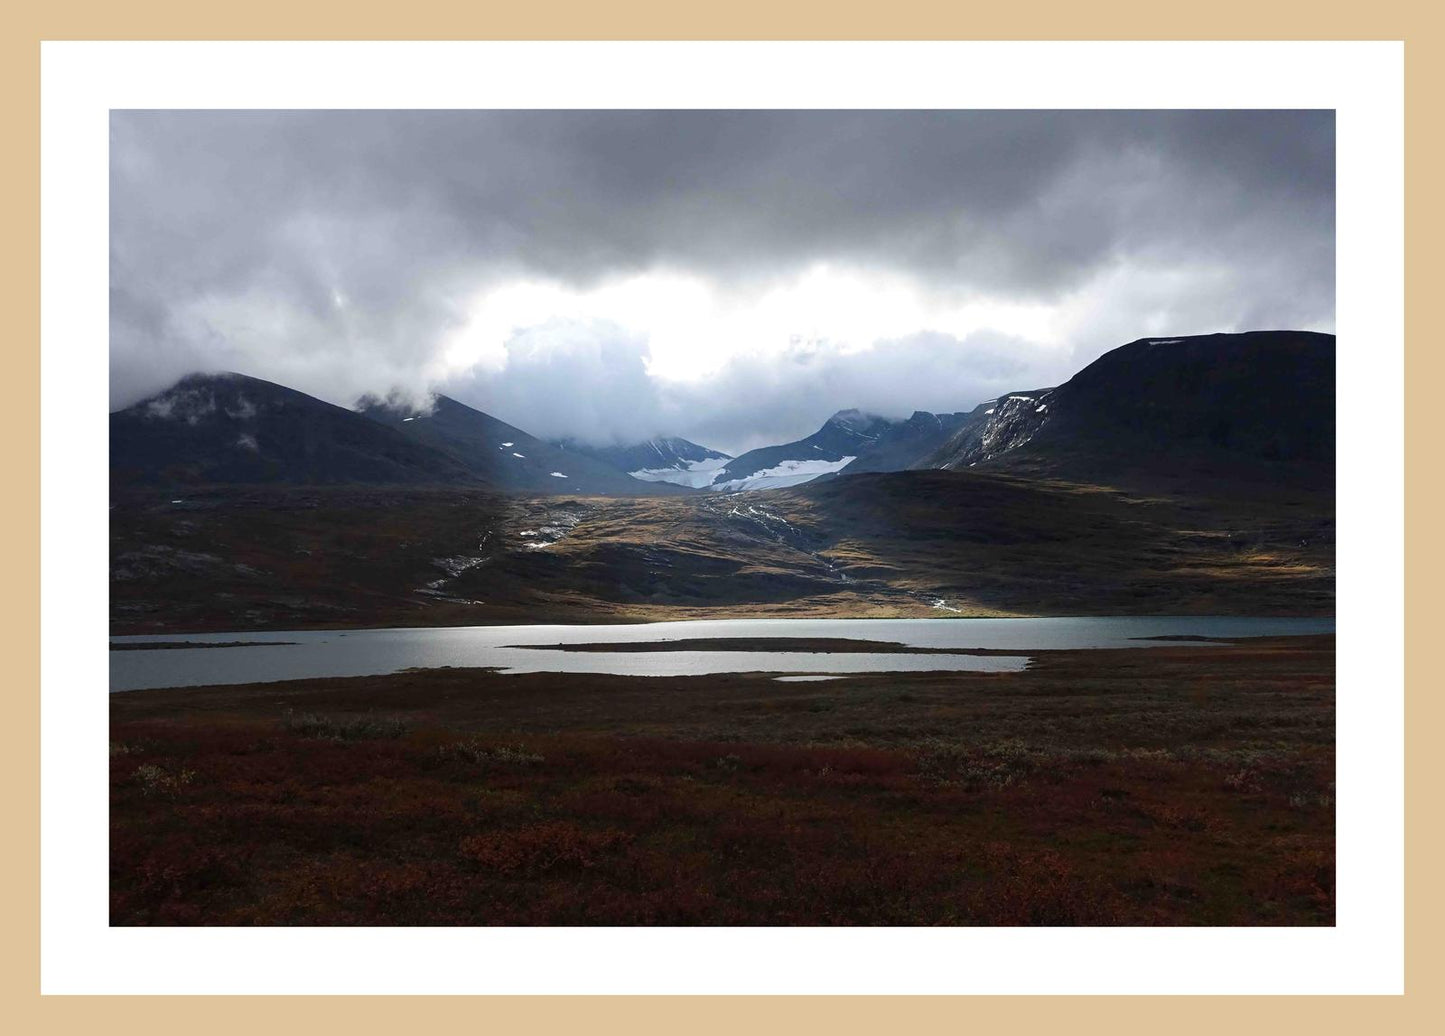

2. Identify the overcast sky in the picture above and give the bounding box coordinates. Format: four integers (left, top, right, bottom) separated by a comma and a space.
111, 110, 1334, 455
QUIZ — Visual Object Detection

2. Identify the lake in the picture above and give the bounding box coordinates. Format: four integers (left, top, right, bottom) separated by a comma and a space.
109, 615, 1334, 692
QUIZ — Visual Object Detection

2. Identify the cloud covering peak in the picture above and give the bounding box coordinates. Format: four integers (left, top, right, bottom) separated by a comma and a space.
111, 109, 1334, 453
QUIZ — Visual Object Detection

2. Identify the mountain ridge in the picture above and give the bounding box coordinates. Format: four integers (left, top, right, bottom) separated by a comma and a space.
707, 409, 898, 492
110, 330, 1336, 496
110, 372, 478, 488
836, 409, 974, 475
926, 330, 1334, 487
358, 394, 693, 496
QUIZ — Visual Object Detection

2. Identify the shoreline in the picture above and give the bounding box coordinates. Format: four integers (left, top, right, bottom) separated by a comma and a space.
110, 610, 1337, 640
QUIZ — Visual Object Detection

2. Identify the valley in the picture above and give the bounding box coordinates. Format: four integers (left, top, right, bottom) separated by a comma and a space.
109, 331, 1337, 638
111, 465, 1333, 635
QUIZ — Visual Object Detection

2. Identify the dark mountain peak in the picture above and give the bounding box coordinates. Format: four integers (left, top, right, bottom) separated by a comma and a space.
136, 370, 295, 423
925, 329, 1335, 485
112, 372, 474, 488
825, 408, 891, 436
169, 369, 245, 389
1078, 330, 1332, 378
632, 435, 730, 463
711, 410, 904, 491
671, 435, 729, 459
130, 369, 366, 430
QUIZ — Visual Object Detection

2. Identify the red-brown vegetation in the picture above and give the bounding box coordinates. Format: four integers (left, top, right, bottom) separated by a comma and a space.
111, 638, 1334, 926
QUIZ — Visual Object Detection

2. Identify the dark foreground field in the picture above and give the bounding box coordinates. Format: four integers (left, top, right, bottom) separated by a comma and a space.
111, 636, 1334, 925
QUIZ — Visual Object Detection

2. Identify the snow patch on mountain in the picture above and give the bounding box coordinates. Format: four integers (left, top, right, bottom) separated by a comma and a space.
712, 456, 856, 492
629, 456, 730, 489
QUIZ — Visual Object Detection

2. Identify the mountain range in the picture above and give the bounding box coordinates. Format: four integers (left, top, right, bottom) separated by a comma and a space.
110, 329, 1336, 632
110, 330, 1335, 495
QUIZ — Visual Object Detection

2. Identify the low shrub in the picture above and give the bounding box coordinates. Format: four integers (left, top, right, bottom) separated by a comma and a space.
458, 821, 628, 875
437, 738, 544, 765
131, 763, 196, 798
281, 710, 411, 741
912, 737, 1037, 788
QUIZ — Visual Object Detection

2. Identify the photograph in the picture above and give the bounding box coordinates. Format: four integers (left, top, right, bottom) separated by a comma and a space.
105, 108, 1338, 927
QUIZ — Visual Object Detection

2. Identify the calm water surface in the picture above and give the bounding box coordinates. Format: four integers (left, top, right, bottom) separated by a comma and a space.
109, 616, 1334, 692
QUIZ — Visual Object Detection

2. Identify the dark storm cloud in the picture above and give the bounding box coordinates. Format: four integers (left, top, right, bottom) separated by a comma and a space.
110, 109, 1335, 444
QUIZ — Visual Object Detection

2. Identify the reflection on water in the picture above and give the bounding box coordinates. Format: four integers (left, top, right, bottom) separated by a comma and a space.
109, 615, 1334, 693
